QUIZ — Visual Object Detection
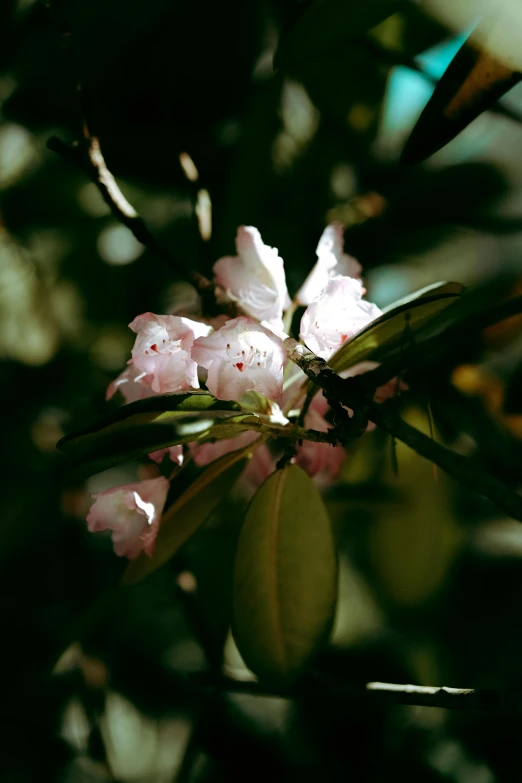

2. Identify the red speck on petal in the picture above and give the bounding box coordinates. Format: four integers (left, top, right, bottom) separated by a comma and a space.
151, 344, 158, 352
341, 334, 348, 343
235, 362, 245, 372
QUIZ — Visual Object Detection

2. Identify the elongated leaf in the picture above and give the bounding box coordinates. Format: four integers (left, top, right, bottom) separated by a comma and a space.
121, 448, 251, 586
233, 465, 337, 686
58, 392, 240, 451
297, 282, 463, 405
401, 7, 522, 164
57, 392, 257, 475
370, 408, 462, 607
276, 0, 400, 71
330, 281, 464, 373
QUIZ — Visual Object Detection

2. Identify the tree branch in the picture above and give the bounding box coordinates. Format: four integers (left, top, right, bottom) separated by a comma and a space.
365, 681, 502, 711
284, 338, 522, 521
242, 417, 342, 445
47, 134, 223, 312
189, 672, 517, 713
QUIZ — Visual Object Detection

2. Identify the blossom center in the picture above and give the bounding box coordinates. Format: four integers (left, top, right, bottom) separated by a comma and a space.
144, 338, 182, 356
224, 327, 273, 370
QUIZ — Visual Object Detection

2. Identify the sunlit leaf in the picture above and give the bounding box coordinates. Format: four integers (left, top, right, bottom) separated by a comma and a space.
233, 465, 337, 686
401, 9, 522, 165
121, 448, 251, 586
57, 392, 257, 475
59, 392, 240, 450
275, 0, 401, 71
330, 281, 464, 373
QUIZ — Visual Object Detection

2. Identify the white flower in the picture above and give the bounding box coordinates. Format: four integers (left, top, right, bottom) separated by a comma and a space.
191, 315, 286, 402
300, 277, 382, 360
213, 226, 290, 327
86, 477, 170, 559
106, 363, 157, 404
129, 312, 211, 394
296, 222, 362, 306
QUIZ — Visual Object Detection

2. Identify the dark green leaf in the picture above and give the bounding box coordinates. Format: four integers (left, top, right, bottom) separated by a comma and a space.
329, 281, 464, 373
276, 0, 401, 71
58, 392, 240, 451
233, 465, 337, 686
57, 392, 257, 475
121, 448, 251, 586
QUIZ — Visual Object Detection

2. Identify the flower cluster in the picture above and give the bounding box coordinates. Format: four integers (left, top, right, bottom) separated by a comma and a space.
86, 223, 402, 559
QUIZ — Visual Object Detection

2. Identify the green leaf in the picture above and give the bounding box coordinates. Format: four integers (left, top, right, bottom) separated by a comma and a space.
329, 281, 464, 374
121, 448, 251, 587
233, 465, 337, 686
58, 392, 240, 451
57, 392, 257, 475
275, 0, 401, 71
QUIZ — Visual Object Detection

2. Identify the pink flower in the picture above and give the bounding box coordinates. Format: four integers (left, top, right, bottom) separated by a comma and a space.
242, 443, 275, 494
191, 431, 275, 496
129, 313, 211, 394
148, 445, 184, 465
297, 223, 362, 306
300, 277, 382, 360
213, 226, 290, 327
106, 363, 157, 404
295, 401, 346, 480
86, 477, 170, 559
191, 430, 260, 467
191, 316, 286, 402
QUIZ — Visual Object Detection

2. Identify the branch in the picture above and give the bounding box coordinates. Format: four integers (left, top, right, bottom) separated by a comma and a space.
189, 672, 517, 713
365, 681, 502, 711
284, 338, 522, 521
47, 135, 223, 312
242, 417, 342, 445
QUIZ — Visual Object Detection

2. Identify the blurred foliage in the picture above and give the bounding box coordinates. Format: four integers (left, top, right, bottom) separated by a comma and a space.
3, 0, 522, 780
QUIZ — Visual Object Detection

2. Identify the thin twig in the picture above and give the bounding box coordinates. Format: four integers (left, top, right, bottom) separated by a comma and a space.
364, 682, 503, 711
284, 338, 522, 521
242, 417, 342, 445
45, 0, 229, 313
188, 672, 518, 713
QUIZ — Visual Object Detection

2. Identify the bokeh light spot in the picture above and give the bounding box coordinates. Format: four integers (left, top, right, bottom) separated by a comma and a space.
97, 224, 143, 265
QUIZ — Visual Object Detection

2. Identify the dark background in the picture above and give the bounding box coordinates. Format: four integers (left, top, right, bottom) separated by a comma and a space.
3, 0, 522, 780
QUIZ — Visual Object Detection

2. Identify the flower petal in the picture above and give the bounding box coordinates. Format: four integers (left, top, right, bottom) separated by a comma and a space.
191, 316, 285, 402
300, 276, 382, 360
86, 477, 170, 559
297, 223, 363, 306
213, 226, 290, 324
127, 312, 210, 394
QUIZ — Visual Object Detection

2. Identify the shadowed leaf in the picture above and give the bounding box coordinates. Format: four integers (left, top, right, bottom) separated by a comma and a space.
330, 281, 464, 373
56, 392, 256, 475
275, 0, 401, 71
299, 282, 464, 403
233, 464, 337, 686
